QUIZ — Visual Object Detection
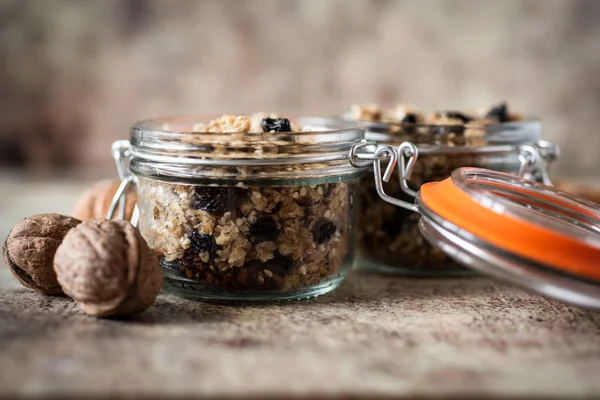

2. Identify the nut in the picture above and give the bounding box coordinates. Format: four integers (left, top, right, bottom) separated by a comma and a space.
553, 180, 600, 205
72, 180, 137, 221
54, 219, 162, 317
2, 213, 80, 294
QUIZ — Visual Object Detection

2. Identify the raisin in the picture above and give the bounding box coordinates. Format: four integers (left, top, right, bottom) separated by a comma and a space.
270, 201, 283, 214
401, 113, 418, 123
322, 184, 334, 198
261, 118, 292, 133
263, 254, 294, 275
485, 102, 509, 123
312, 218, 337, 244
189, 229, 218, 258
437, 111, 473, 123
244, 253, 294, 280
191, 186, 228, 213
179, 248, 198, 270
248, 216, 279, 243
168, 248, 211, 277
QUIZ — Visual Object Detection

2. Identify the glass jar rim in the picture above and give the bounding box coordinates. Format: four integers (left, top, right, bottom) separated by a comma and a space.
339, 115, 542, 147
129, 115, 365, 166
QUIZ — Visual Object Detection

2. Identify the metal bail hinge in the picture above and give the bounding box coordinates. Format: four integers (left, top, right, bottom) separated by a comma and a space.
517, 144, 538, 178
108, 140, 139, 226
533, 140, 560, 186
397, 142, 419, 198
349, 141, 419, 213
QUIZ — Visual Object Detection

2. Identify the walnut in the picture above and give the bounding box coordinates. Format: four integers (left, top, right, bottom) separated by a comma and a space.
72, 180, 137, 221
553, 180, 600, 205
2, 214, 80, 295
54, 219, 162, 317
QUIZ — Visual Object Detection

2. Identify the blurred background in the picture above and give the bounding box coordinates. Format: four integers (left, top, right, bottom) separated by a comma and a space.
1, 0, 600, 177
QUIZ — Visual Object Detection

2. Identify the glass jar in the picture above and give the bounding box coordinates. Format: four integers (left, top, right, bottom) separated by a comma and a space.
110, 116, 366, 301
369, 165, 600, 310
352, 119, 559, 276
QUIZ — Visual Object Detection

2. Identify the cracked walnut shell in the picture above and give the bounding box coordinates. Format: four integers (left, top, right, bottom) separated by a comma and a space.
54, 219, 162, 317
3, 213, 80, 295
72, 179, 137, 221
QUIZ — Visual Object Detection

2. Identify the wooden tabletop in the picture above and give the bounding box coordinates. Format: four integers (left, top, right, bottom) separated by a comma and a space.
1, 173, 600, 399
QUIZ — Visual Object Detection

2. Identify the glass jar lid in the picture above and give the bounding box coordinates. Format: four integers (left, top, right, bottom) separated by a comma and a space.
416, 168, 600, 309
119, 115, 368, 182
347, 140, 597, 309
130, 116, 364, 166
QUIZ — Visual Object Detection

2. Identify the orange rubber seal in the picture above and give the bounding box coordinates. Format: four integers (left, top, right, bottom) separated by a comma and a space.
420, 178, 600, 281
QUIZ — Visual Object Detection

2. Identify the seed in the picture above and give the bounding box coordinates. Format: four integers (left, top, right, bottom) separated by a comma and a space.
298, 265, 307, 276
180, 237, 192, 249
264, 269, 273, 278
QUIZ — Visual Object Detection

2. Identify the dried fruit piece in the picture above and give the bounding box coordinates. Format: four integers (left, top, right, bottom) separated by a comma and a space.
247, 253, 294, 277
322, 183, 334, 198
261, 118, 292, 133
312, 218, 337, 244
436, 111, 473, 123
54, 219, 162, 318
3, 214, 80, 295
178, 248, 199, 270
249, 216, 279, 243
189, 229, 218, 258
191, 186, 228, 213
401, 113, 418, 123
485, 102, 509, 123
173, 248, 213, 277
263, 254, 293, 275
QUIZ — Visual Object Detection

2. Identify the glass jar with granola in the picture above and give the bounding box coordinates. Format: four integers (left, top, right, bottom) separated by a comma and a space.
347, 103, 559, 275
111, 114, 367, 301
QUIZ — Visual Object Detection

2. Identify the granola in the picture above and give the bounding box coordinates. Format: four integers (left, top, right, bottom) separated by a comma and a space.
350, 102, 524, 126
357, 152, 496, 273
139, 180, 354, 295
349, 103, 534, 274
135, 114, 357, 299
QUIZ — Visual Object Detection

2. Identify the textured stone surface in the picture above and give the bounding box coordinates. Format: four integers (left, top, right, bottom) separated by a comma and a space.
1, 0, 600, 177
2, 269, 600, 399
2, 175, 600, 398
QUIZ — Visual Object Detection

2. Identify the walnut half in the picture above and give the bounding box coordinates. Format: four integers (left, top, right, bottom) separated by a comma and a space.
54, 219, 163, 317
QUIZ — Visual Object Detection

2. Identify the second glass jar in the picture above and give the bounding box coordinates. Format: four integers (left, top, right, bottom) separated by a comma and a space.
354, 119, 557, 275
